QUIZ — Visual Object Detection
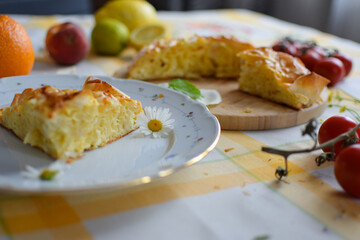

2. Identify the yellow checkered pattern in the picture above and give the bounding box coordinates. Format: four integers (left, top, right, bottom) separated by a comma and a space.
1, 113, 360, 239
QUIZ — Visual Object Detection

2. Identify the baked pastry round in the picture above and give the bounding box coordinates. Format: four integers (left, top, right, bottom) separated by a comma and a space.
116, 35, 254, 80
115, 35, 329, 110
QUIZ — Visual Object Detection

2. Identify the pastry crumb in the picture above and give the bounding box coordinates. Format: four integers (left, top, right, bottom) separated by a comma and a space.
224, 147, 235, 152
242, 190, 251, 196
243, 108, 252, 113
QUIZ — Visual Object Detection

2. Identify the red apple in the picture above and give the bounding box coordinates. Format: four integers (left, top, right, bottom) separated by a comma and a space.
45, 22, 89, 65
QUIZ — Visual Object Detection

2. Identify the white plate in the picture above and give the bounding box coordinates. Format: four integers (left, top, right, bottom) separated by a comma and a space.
0, 74, 220, 194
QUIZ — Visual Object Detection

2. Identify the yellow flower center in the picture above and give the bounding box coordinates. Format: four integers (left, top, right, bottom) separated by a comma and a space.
148, 119, 163, 132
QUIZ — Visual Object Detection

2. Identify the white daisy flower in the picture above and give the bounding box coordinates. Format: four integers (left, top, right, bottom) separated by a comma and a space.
21, 165, 41, 179
21, 160, 68, 180
137, 106, 175, 138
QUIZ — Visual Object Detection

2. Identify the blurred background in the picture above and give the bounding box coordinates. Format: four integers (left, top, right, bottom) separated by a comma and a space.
0, 0, 358, 43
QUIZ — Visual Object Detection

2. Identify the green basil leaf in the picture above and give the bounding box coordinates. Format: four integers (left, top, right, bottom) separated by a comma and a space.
168, 79, 203, 100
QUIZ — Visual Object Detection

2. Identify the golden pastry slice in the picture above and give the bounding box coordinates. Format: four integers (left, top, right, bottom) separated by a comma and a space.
118, 35, 254, 80
0, 76, 143, 160
237, 47, 329, 109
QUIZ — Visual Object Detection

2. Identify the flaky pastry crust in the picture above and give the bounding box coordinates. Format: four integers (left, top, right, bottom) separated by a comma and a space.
237, 47, 330, 109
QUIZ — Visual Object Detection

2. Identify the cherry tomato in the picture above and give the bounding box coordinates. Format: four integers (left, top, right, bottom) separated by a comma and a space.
313, 57, 346, 86
291, 41, 303, 49
332, 52, 352, 76
291, 42, 304, 57
334, 144, 360, 198
299, 49, 323, 71
272, 41, 298, 56
318, 115, 360, 155
310, 45, 327, 58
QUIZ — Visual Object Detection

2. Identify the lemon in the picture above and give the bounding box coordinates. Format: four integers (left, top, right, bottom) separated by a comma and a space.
91, 18, 129, 56
130, 24, 169, 49
94, 0, 158, 32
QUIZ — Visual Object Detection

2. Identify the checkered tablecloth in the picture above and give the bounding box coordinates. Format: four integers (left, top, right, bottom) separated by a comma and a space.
1, 9, 360, 240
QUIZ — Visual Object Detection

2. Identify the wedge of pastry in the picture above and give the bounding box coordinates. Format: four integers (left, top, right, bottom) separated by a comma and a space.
119, 35, 254, 80
0, 76, 143, 160
237, 47, 329, 109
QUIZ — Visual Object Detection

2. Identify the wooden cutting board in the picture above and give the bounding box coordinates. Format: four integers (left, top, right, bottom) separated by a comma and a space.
153, 78, 327, 131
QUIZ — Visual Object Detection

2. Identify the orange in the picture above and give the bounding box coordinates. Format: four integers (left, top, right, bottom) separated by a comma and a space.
0, 15, 35, 78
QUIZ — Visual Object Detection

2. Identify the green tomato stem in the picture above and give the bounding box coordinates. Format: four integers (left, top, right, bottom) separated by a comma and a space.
261, 123, 360, 179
